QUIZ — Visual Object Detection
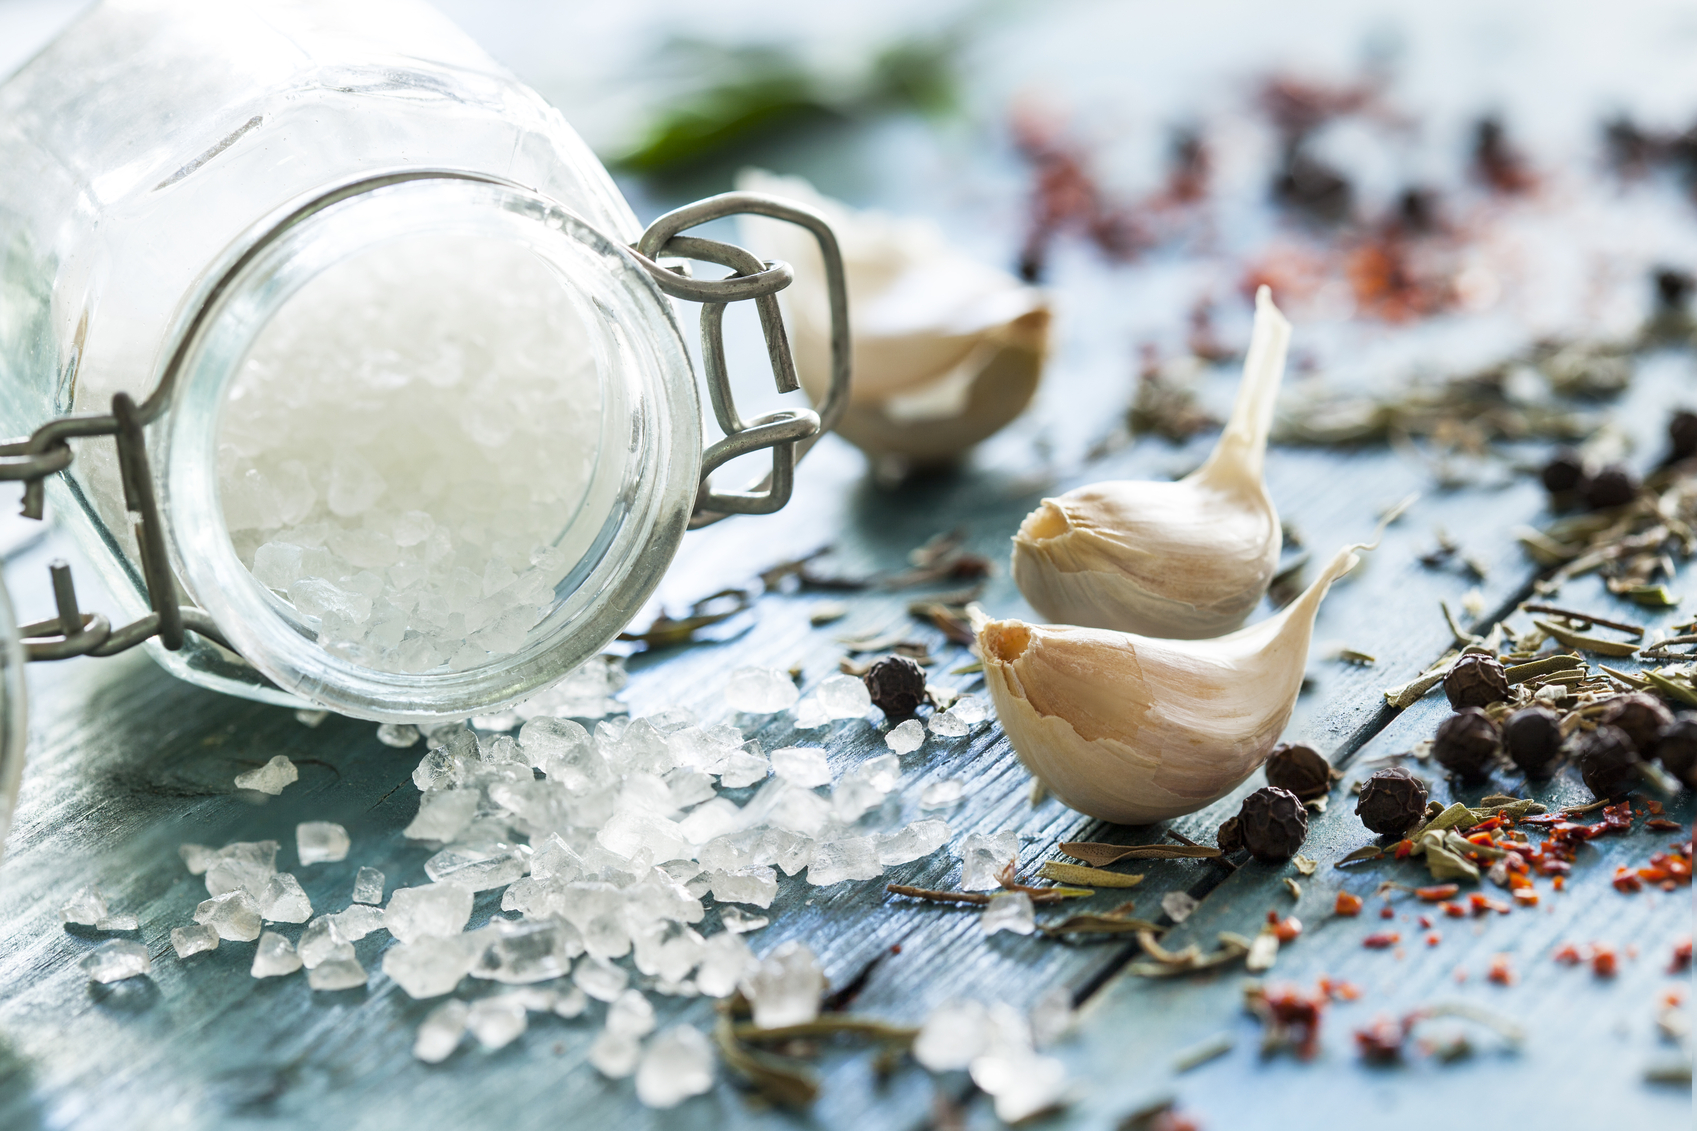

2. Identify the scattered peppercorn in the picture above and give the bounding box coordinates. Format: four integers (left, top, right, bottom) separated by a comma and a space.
1655, 712, 1697, 786
1217, 815, 1243, 854
1443, 653, 1509, 710
1539, 449, 1585, 493
1581, 463, 1639, 510
1577, 724, 1641, 799
1236, 786, 1309, 863
1354, 766, 1428, 835
862, 655, 927, 720
1669, 410, 1697, 462
1599, 692, 1674, 753
1432, 707, 1501, 781
1264, 742, 1333, 800
1502, 706, 1564, 776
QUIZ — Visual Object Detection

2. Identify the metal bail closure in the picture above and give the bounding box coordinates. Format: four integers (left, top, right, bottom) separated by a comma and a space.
627, 191, 851, 528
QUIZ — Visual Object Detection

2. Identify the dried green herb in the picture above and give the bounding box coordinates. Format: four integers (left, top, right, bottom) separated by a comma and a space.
1039, 911, 1164, 937
885, 883, 1090, 906
713, 1012, 820, 1107
1523, 604, 1644, 636
1504, 654, 1584, 683
617, 588, 753, 647
1038, 861, 1145, 888
1534, 618, 1640, 657
1335, 844, 1389, 867
1291, 854, 1318, 876
1059, 841, 1223, 866
1128, 931, 1254, 978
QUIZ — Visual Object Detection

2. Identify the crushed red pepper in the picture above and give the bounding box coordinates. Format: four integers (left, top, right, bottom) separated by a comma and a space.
1334, 891, 1364, 917
1487, 954, 1516, 985
1671, 938, 1693, 974
1362, 932, 1400, 949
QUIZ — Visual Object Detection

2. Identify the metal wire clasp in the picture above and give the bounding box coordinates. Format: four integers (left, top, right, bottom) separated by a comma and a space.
627, 192, 850, 527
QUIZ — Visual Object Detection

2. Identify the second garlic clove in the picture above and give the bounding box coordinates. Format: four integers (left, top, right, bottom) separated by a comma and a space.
736, 169, 1050, 470
1011, 287, 1290, 639
980, 539, 1367, 825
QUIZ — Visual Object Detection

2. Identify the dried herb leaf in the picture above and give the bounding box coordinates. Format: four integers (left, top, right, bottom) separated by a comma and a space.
1059, 841, 1222, 866
1291, 854, 1318, 876
1038, 861, 1145, 888
1283, 877, 1302, 900
1335, 844, 1389, 867
1039, 913, 1164, 936
713, 1014, 819, 1107
1172, 1032, 1235, 1073
1245, 927, 1280, 973
1533, 619, 1640, 657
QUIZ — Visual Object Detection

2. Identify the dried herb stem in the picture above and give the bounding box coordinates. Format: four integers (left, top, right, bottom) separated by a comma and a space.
713, 1014, 820, 1107
732, 1017, 919, 1044
1522, 604, 1645, 636
1060, 840, 1222, 866
1503, 654, 1584, 684
1534, 619, 1640, 657
885, 883, 1086, 906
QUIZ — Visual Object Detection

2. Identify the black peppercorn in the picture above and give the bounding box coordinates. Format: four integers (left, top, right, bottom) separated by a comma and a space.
1581, 463, 1639, 510
1598, 692, 1673, 754
1217, 815, 1243, 854
1443, 654, 1510, 710
863, 655, 928, 720
1577, 723, 1641, 799
1539, 449, 1585, 493
1670, 411, 1697, 462
1501, 706, 1563, 776
1354, 767, 1429, 836
1264, 742, 1333, 801
1432, 707, 1501, 781
1654, 713, 1697, 787
1237, 786, 1309, 863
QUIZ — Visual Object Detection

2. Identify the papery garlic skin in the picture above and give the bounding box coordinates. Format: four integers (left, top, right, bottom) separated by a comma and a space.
980, 541, 1363, 825
1011, 288, 1290, 639
737, 170, 1049, 466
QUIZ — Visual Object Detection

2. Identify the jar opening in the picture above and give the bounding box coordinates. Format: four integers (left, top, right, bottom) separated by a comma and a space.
162, 178, 699, 721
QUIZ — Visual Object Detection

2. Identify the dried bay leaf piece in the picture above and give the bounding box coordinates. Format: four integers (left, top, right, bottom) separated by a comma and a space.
1038, 861, 1145, 888
1533, 619, 1639, 657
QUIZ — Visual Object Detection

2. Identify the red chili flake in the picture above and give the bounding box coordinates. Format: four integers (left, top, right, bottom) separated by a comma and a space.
1149, 1112, 1203, 1131
1553, 942, 1586, 965
1647, 799, 1665, 815
1671, 938, 1693, 974
1334, 891, 1364, 917
1488, 954, 1516, 985
1440, 901, 1467, 919
1354, 1015, 1407, 1063
1363, 932, 1400, 949
1466, 817, 1504, 834
1646, 818, 1683, 832
1425, 932, 1441, 947
1592, 945, 1618, 978
1511, 889, 1539, 908
1613, 867, 1643, 894
1417, 915, 1433, 929
1469, 893, 1510, 915
1416, 884, 1460, 902
1317, 977, 1362, 1002
1379, 905, 1395, 920
1273, 916, 1304, 944
1393, 839, 1414, 860
1250, 982, 1328, 1060
1552, 875, 1565, 892
1465, 832, 1496, 848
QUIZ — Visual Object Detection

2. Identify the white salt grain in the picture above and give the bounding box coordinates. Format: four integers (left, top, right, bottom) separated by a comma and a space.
884, 718, 925, 754
424, 843, 527, 891
376, 723, 421, 748
635, 1025, 714, 1109
234, 755, 298, 795
971, 1052, 1069, 1123
298, 917, 354, 969
351, 866, 385, 904
877, 819, 951, 866
171, 923, 219, 958
307, 957, 367, 991
553, 986, 589, 1018
257, 872, 313, 923
295, 709, 328, 728
739, 941, 823, 1029
466, 995, 528, 1049
914, 1000, 990, 1070
384, 883, 473, 943
330, 902, 386, 941
383, 935, 478, 999
707, 866, 778, 909
718, 907, 768, 935
80, 939, 151, 983
588, 1030, 641, 1078
58, 885, 107, 927
723, 667, 800, 714
806, 837, 881, 885
605, 988, 656, 1038
769, 747, 831, 788
857, 753, 901, 792
194, 891, 263, 941
695, 932, 756, 998
413, 1000, 469, 1063
251, 931, 303, 978
178, 844, 216, 875
94, 914, 139, 932
402, 790, 479, 842
573, 954, 629, 1002
715, 747, 770, 789
949, 695, 989, 725
1161, 891, 1199, 923
791, 697, 830, 730
919, 779, 964, 809
296, 821, 350, 865
981, 892, 1035, 936
959, 830, 1019, 891
928, 709, 970, 739
203, 840, 280, 899
816, 673, 872, 720
1029, 985, 1074, 1048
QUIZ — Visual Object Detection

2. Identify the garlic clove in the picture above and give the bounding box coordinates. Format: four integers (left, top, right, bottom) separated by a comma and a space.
980, 539, 1366, 826
1011, 287, 1290, 639
736, 169, 1050, 468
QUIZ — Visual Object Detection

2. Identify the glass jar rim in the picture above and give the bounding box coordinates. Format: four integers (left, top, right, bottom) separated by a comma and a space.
159, 174, 700, 721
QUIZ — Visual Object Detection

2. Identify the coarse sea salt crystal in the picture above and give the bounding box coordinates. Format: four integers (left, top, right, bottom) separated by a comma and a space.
884, 719, 925, 754
718, 907, 768, 935
257, 872, 313, 923
913, 1000, 990, 1070
234, 755, 299, 795
635, 1025, 715, 1109
806, 837, 881, 886
384, 883, 473, 943
80, 939, 151, 983
769, 747, 831, 787
413, 1000, 469, 1063
573, 954, 629, 1002
723, 667, 800, 714
739, 941, 824, 1029
695, 931, 756, 998
59, 885, 108, 926
471, 918, 580, 985
816, 673, 872, 719
403, 790, 480, 842
928, 709, 970, 739
949, 695, 989, 725
972, 1052, 1069, 1124
553, 986, 589, 1018
331, 902, 386, 940
95, 914, 139, 932
351, 866, 385, 904
307, 956, 368, 991
959, 830, 1019, 891
877, 819, 951, 866
466, 995, 529, 1049
296, 821, 350, 865
298, 917, 354, 969
171, 923, 219, 958
383, 935, 478, 999
194, 891, 263, 941
424, 843, 527, 891
204, 840, 280, 898
857, 753, 901, 793
715, 747, 770, 789
1161, 891, 1199, 923
588, 1031, 641, 1078
920, 779, 964, 810
295, 708, 328, 728
179, 844, 217, 875
606, 988, 656, 1038
708, 866, 778, 908
377, 723, 420, 748
1029, 985, 1074, 1047
981, 892, 1035, 935
251, 931, 303, 978
791, 696, 830, 730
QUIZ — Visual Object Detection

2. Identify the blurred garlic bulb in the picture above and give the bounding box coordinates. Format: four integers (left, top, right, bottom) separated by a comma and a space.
978, 539, 1365, 825
737, 169, 1049, 469
1011, 287, 1291, 639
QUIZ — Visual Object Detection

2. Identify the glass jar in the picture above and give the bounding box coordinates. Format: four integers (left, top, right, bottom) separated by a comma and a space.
0, 0, 845, 722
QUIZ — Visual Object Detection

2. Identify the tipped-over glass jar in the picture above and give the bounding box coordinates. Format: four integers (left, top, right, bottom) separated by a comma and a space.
0, 0, 847, 723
